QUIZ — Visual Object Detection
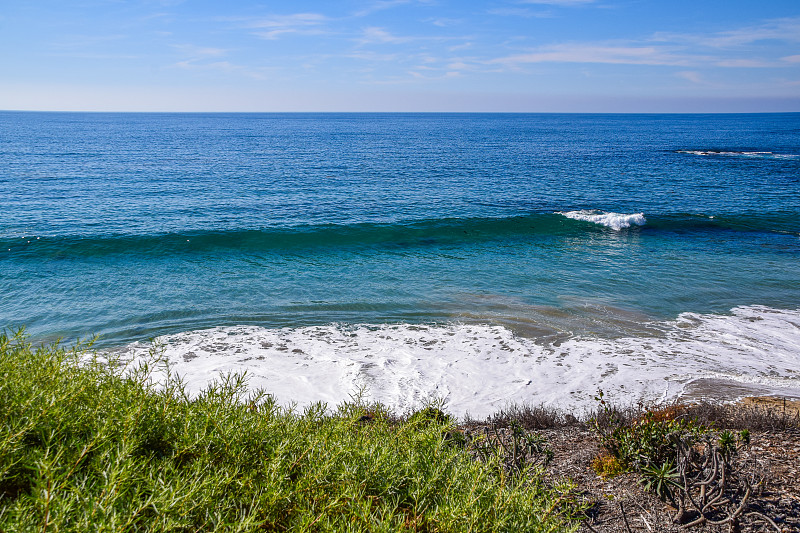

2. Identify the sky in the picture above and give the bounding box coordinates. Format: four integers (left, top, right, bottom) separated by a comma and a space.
1, 0, 799, 112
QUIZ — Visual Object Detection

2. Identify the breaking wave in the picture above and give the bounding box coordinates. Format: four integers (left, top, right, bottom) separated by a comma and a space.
676, 150, 799, 160
5, 210, 798, 259
119, 305, 800, 418
557, 210, 646, 230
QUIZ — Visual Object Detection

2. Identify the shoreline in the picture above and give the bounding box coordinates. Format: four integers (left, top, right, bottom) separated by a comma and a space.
3, 331, 799, 532
112, 305, 800, 419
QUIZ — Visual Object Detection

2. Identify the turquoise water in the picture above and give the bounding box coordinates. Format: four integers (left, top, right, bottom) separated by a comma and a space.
2, 112, 799, 347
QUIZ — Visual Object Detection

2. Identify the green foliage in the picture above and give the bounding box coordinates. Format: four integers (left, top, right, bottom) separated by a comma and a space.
738, 428, 750, 445
0, 330, 584, 532
591, 391, 706, 474
408, 406, 452, 427
640, 461, 680, 502
591, 390, 751, 508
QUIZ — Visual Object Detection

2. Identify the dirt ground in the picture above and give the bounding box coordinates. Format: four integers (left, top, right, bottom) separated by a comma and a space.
540, 425, 800, 532
461, 396, 800, 532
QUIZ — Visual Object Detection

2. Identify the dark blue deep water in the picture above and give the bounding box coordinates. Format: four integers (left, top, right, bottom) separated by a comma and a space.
2, 112, 799, 346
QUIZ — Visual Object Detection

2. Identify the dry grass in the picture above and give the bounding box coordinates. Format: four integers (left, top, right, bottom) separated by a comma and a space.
472, 397, 800, 433
466, 397, 799, 532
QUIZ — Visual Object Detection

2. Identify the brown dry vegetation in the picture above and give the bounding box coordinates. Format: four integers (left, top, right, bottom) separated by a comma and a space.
466, 399, 800, 533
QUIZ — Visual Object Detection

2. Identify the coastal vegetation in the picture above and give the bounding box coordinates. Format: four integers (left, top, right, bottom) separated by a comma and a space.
1, 331, 797, 531
591, 392, 761, 529
0, 331, 584, 532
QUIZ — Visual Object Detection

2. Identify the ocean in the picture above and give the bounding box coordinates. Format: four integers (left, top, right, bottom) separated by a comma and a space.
2, 111, 799, 416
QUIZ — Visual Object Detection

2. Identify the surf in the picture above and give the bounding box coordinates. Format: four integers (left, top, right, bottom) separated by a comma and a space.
118, 305, 800, 418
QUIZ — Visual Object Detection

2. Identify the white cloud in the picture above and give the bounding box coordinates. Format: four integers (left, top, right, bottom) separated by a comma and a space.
447, 61, 471, 70
675, 71, 705, 84
358, 27, 414, 45
716, 58, 774, 68
654, 16, 800, 48
346, 51, 403, 62
427, 17, 461, 27
353, 0, 413, 17
448, 42, 473, 52
241, 13, 328, 40
488, 16, 800, 71
408, 69, 461, 80
491, 44, 698, 66
519, 0, 597, 5
170, 60, 272, 80
487, 8, 556, 18
355, 26, 459, 46
255, 28, 314, 40
173, 60, 237, 71
246, 13, 327, 29
172, 44, 228, 58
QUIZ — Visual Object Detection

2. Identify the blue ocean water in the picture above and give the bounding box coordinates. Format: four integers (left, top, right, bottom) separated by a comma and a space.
2, 112, 800, 413
2, 112, 799, 345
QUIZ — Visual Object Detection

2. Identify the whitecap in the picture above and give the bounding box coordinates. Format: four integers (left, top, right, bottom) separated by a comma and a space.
557, 210, 646, 230
676, 150, 798, 159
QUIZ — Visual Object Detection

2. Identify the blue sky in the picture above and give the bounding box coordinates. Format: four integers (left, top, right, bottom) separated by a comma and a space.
2, 0, 799, 112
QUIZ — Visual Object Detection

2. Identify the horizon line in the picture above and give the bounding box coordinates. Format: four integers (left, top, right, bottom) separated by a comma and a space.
3, 109, 800, 115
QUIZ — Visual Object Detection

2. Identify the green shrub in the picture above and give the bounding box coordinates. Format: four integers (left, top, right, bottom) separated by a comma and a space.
590, 454, 626, 479
590, 390, 752, 519
0, 330, 585, 532
591, 391, 708, 473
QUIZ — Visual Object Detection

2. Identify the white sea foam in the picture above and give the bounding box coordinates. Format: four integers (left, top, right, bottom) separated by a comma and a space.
676, 150, 799, 159
558, 210, 646, 230
119, 306, 800, 418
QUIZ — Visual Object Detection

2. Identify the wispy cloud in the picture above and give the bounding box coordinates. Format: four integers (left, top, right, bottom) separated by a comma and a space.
715, 58, 774, 68
242, 13, 328, 40
172, 44, 229, 58
358, 27, 415, 45
355, 26, 459, 46
170, 59, 273, 80
346, 51, 403, 62
245, 13, 327, 29
676, 71, 708, 84
353, 0, 413, 17
654, 16, 800, 48
352, 0, 438, 16
491, 43, 699, 67
489, 16, 800, 71
409, 69, 461, 79
173, 60, 238, 72
427, 17, 462, 27
168, 44, 269, 78
487, 8, 555, 18
519, 0, 597, 5
449, 42, 473, 52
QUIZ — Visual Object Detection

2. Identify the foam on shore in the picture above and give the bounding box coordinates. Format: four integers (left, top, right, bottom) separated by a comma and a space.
119, 305, 800, 418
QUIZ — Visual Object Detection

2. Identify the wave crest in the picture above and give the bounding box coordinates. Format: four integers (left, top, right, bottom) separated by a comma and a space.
558, 210, 646, 230
676, 150, 799, 159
